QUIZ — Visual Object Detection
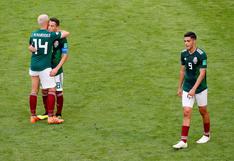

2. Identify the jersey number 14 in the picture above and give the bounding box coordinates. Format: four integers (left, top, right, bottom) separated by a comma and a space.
33, 39, 48, 54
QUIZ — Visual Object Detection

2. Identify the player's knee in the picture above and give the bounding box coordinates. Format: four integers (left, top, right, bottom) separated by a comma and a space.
48, 87, 56, 92
183, 112, 190, 118
199, 107, 208, 116
41, 89, 48, 96
183, 108, 192, 118
47, 88, 56, 96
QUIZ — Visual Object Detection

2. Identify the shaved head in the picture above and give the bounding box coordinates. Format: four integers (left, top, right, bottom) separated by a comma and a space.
37, 14, 49, 26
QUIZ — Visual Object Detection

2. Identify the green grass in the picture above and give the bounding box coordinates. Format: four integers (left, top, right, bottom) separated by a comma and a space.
0, 0, 234, 160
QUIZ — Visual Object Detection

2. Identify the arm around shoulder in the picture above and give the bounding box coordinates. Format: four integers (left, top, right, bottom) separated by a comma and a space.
60, 30, 70, 38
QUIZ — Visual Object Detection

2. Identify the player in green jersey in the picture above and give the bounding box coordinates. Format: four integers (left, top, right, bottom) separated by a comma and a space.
39, 17, 69, 120
173, 32, 211, 149
28, 14, 69, 124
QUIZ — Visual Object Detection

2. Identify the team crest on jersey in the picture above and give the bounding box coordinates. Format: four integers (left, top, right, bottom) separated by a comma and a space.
54, 40, 59, 48
193, 57, 198, 64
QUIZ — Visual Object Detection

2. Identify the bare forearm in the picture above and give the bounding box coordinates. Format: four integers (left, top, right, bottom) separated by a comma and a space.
178, 70, 185, 89
192, 70, 206, 90
60, 30, 70, 38
54, 55, 68, 70
28, 45, 37, 53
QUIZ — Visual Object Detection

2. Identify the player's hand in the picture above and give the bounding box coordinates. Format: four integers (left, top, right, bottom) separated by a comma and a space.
50, 68, 58, 77
177, 88, 182, 97
28, 45, 37, 52
188, 88, 196, 98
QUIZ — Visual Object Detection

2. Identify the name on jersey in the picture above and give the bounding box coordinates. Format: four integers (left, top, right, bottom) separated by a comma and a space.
33, 33, 51, 38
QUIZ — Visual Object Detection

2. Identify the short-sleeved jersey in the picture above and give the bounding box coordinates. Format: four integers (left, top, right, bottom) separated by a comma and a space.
51, 38, 68, 75
181, 48, 207, 93
29, 29, 61, 71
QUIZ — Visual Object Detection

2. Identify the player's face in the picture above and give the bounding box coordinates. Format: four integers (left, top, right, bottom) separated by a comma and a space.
184, 37, 195, 51
48, 21, 58, 32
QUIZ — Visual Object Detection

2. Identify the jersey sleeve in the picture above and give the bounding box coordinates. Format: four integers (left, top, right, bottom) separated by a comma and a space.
51, 32, 62, 41
61, 38, 68, 54
181, 52, 185, 65
200, 53, 207, 68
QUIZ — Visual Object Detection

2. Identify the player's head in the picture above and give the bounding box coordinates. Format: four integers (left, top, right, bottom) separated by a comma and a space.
184, 32, 197, 51
48, 17, 60, 32
37, 14, 49, 28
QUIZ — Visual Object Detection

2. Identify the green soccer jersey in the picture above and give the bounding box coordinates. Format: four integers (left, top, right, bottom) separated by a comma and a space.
181, 48, 207, 93
51, 38, 68, 75
29, 29, 61, 71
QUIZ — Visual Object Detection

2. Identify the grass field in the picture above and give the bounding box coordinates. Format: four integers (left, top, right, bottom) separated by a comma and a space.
0, 0, 234, 160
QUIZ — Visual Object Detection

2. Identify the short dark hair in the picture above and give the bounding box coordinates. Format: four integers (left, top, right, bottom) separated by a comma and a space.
49, 17, 60, 26
184, 32, 197, 40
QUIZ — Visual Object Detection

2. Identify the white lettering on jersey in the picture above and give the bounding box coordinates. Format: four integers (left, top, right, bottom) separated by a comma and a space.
197, 48, 204, 55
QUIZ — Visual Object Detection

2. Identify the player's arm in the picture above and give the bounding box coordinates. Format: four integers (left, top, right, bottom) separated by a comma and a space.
50, 41, 69, 76
60, 30, 70, 38
51, 30, 69, 42
50, 54, 68, 76
28, 45, 37, 53
177, 65, 185, 97
28, 36, 37, 53
188, 68, 206, 97
188, 53, 207, 97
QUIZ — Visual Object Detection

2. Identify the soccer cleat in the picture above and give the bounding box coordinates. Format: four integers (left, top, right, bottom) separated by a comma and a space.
196, 135, 210, 144
30, 116, 40, 123
37, 114, 48, 120
48, 116, 64, 124
55, 115, 62, 120
172, 141, 188, 149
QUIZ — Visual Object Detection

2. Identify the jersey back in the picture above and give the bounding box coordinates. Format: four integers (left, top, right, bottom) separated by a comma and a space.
181, 48, 207, 93
29, 29, 61, 71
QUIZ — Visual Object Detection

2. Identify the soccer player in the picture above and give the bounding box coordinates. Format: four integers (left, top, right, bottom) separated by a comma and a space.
39, 17, 69, 119
172, 32, 211, 149
28, 14, 69, 124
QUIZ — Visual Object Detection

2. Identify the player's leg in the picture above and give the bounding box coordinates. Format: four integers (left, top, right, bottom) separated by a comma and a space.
198, 107, 210, 136
56, 91, 63, 117
42, 89, 48, 114
30, 76, 39, 116
47, 87, 64, 124
29, 70, 40, 123
181, 107, 193, 142
173, 90, 195, 149
47, 87, 56, 118
39, 68, 64, 124
37, 89, 49, 120
196, 89, 210, 143
55, 73, 64, 118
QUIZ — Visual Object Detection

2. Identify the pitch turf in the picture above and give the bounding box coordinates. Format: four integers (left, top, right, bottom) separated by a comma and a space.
0, 0, 234, 160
